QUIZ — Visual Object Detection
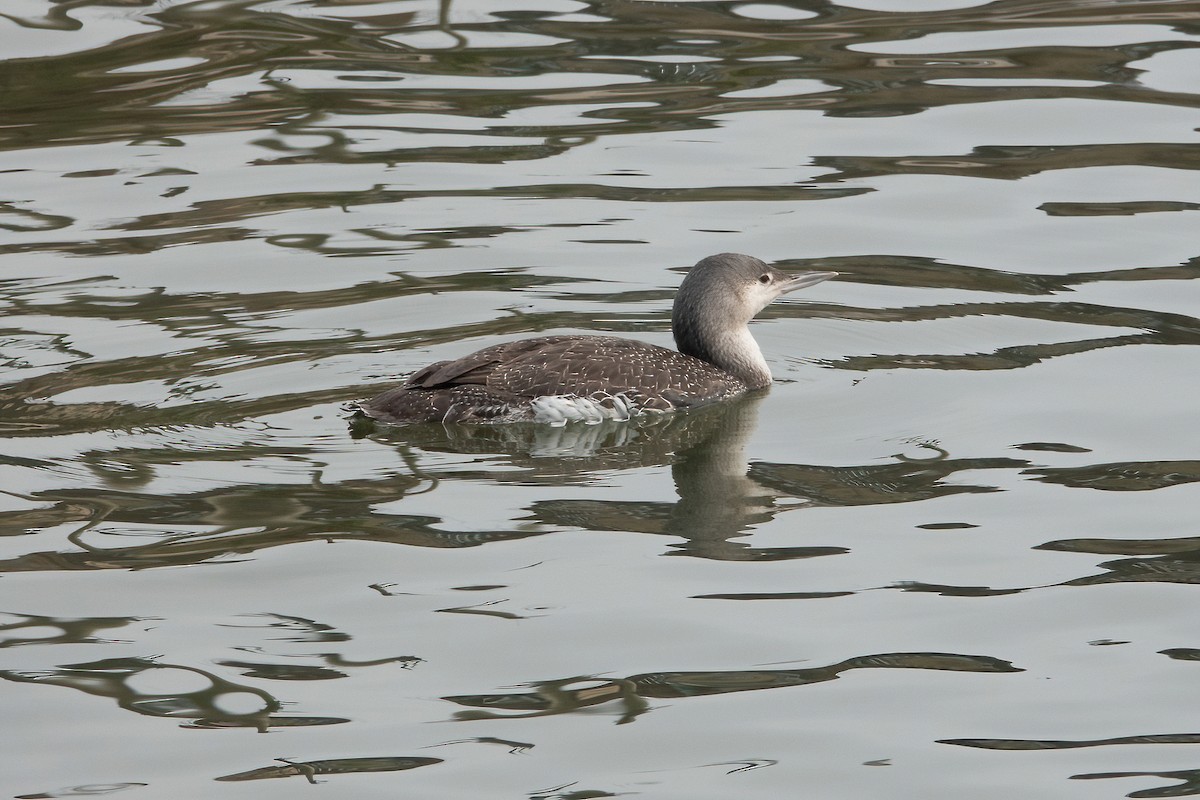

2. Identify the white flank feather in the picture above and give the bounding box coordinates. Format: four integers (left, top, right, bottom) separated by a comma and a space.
530, 393, 637, 427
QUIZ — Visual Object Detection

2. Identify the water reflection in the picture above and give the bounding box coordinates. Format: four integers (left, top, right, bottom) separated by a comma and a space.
414, 398, 1013, 556
4, 249, 1190, 443
1040, 535, 1200, 588
2, 0, 1199, 796
0, 656, 292, 732
945, 736, 1200, 799
893, 533, 1200, 596
751, 443, 1026, 505
946, 733, 1200, 751
3, 0, 1195, 187
0, 478, 540, 572
370, 404, 1030, 561
0, 612, 141, 648
1070, 768, 1200, 799
216, 654, 419, 680
445, 651, 1021, 724
811, 292, 1200, 372
429, 735, 534, 754
3, 395, 788, 568
1027, 460, 1200, 492
501, 394, 806, 561
814, 143, 1200, 183
15, 785, 148, 799
8, 384, 1196, 578
215, 756, 442, 783
0, 610, 417, 729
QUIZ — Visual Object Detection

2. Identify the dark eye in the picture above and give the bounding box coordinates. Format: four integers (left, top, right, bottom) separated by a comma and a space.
758, 274, 772, 284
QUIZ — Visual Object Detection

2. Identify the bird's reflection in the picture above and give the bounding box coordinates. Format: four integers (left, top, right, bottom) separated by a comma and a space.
523, 394, 802, 561
3, 393, 1037, 572
7, 385, 1183, 588
366, 395, 1025, 561
367, 394, 827, 561
15, 382, 1179, 579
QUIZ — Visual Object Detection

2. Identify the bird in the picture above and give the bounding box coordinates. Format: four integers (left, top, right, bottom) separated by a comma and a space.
351, 253, 836, 426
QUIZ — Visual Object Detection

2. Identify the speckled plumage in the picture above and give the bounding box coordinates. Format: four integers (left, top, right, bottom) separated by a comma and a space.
353, 254, 836, 426
360, 335, 747, 424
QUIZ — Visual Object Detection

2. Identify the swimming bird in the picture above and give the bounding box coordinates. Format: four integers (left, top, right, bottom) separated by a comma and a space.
352, 253, 836, 426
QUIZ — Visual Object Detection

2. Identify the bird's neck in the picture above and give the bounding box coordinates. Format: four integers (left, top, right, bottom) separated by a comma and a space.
675, 322, 773, 389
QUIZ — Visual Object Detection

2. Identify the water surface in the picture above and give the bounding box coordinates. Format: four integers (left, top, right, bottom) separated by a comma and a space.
2, 0, 1199, 797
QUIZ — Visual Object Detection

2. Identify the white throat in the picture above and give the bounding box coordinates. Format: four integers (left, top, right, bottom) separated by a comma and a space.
702, 326, 771, 389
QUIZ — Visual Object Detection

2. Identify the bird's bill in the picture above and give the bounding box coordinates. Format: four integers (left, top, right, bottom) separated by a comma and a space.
778, 270, 838, 293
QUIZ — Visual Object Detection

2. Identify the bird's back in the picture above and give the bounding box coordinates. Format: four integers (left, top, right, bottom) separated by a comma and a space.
356, 335, 749, 425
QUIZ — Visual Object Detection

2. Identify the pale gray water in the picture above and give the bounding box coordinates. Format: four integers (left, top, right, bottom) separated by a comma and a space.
2, 0, 1199, 797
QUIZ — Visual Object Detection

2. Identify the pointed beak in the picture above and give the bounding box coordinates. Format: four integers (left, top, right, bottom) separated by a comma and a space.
779, 271, 838, 294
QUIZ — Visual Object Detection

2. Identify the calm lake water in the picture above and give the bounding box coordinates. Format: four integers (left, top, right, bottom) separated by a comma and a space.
2, 0, 1199, 797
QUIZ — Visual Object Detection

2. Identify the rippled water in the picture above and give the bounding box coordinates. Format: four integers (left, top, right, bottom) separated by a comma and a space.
2, 0, 1199, 796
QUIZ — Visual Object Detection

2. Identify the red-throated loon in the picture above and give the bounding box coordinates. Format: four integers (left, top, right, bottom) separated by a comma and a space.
352, 253, 836, 426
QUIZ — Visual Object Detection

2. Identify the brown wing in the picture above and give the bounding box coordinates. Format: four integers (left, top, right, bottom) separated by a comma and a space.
405, 337, 561, 388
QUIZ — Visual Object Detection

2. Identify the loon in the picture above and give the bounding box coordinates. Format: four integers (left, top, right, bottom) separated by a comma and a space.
353, 253, 836, 426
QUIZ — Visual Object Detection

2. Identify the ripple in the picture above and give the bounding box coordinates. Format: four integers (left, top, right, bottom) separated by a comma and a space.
854, 24, 1200, 54
2, 1, 1199, 797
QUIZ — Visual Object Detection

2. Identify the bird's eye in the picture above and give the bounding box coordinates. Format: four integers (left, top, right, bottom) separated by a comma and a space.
758, 274, 772, 284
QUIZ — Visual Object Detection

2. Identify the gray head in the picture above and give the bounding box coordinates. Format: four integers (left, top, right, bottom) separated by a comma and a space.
671, 253, 836, 388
